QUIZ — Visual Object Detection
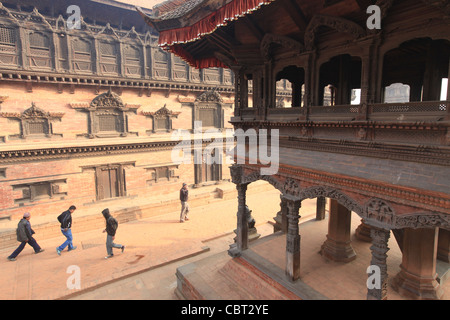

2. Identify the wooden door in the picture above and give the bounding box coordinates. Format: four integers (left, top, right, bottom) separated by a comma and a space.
96, 166, 119, 200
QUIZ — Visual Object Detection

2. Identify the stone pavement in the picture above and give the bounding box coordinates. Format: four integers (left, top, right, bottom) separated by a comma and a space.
0, 184, 288, 300
1, 183, 448, 300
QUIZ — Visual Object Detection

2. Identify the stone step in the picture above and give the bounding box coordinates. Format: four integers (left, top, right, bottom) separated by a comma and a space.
218, 256, 302, 300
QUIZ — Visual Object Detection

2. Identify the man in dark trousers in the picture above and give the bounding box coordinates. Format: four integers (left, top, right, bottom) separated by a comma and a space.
102, 208, 124, 259
179, 182, 190, 223
56, 205, 77, 255
7, 212, 44, 261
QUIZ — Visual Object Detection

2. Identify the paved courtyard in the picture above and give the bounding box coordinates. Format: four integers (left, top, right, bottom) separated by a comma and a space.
0, 182, 447, 300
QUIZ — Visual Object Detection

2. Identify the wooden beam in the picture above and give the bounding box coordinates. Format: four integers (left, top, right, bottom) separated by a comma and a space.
355, 0, 372, 11
242, 16, 264, 42
280, 0, 308, 35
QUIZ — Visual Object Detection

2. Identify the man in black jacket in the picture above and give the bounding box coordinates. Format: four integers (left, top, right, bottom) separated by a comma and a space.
179, 183, 190, 222
102, 208, 124, 259
56, 205, 76, 256
7, 212, 44, 261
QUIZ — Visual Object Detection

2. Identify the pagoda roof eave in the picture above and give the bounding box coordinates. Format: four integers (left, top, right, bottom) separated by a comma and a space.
137, 0, 277, 46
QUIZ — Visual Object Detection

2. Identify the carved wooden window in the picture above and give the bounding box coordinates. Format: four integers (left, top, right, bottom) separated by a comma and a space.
28, 32, 51, 68
198, 108, 216, 127
0, 26, 16, 47
204, 68, 221, 84
99, 41, 118, 75
153, 48, 169, 79
27, 119, 48, 135
191, 91, 227, 130
0, 103, 64, 139
72, 37, 92, 72
13, 180, 67, 204
173, 55, 188, 81
98, 114, 119, 132
0, 168, 6, 179
155, 117, 169, 131
124, 45, 141, 76
143, 105, 180, 134
70, 90, 139, 138
0, 26, 17, 66
32, 182, 51, 199
146, 164, 178, 185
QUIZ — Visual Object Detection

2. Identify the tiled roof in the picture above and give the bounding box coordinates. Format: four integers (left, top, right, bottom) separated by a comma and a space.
153, 0, 204, 19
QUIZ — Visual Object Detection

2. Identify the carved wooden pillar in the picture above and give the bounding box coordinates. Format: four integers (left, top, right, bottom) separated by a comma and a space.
228, 183, 249, 257
391, 227, 443, 300
320, 199, 356, 262
437, 228, 450, 263
367, 227, 390, 300
285, 198, 301, 282
273, 194, 288, 233
231, 66, 242, 117
315, 196, 326, 221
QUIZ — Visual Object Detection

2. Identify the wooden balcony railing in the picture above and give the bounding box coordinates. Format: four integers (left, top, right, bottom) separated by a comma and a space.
368, 101, 448, 121
236, 101, 449, 122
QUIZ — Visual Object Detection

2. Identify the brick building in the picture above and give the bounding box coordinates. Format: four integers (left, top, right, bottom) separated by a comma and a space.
0, 0, 277, 220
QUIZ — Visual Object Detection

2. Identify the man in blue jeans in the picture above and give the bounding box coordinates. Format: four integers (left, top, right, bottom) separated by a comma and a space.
56, 205, 77, 255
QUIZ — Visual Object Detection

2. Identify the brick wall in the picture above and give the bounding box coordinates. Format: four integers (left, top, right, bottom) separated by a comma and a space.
0, 83, 235, 220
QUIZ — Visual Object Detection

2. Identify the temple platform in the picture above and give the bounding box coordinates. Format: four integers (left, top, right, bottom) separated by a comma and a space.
175, 215, 449, 300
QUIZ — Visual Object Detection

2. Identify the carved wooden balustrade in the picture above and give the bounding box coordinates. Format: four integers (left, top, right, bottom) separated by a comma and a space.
236, 100, 449, 123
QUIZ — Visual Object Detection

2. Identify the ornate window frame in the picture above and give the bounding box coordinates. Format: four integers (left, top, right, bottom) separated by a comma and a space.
71, 90, 140, 138
0, 102, 64, 139
142, 104, 180, 134
181, 90, 232, 131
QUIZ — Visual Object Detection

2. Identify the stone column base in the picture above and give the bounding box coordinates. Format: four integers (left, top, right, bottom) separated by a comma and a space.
391, 267, 444, 300
320, 236, 356, 263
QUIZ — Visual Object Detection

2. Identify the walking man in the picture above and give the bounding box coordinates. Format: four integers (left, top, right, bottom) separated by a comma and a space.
102, 208, 124, 259
56, 205, 77, 255
7, 212, 44, 261
179, 182, 190, 223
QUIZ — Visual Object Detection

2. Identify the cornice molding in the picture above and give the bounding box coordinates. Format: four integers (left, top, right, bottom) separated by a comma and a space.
0, 137, 235, 164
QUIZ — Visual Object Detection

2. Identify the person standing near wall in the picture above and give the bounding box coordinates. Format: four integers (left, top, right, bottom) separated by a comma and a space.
179, 183, 190, 223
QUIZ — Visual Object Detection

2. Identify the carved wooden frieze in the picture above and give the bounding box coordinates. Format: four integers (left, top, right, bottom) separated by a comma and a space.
260, 33, 305, 61
304, 14, 367, 50
233, 164, 450, 230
